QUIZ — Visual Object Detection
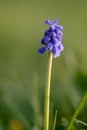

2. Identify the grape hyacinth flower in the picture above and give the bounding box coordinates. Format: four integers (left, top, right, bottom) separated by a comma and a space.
38, 19, 64, 58
38, 19, 64, 130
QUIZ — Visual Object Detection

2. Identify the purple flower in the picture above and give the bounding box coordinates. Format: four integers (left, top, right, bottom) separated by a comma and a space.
38, 46, 46, 54
49, 32, 56, 38
44, 30, 50, 35
52, 47, 60, 58
38, 19, 64, 58
45, 19, 58, 26
58, 43, 64, 52
47, 42, 53, 51
52, 38, 59, 46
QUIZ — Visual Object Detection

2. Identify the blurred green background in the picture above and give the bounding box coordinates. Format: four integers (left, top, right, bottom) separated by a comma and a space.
0, 0, 87, 130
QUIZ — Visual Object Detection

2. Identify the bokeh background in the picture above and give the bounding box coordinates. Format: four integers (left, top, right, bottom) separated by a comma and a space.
0, 0, 87, 130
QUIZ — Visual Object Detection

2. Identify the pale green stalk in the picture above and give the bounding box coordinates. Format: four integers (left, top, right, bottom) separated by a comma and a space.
53, 110, 58, 130
67, 91, 87, 130
44, 52, 52, 130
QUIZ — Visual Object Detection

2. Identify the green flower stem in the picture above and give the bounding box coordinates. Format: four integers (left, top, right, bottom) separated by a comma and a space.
67, 91, 87, 130
44, 52, 53, 130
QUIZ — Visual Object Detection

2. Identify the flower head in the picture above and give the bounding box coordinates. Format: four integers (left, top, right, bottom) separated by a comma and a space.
38, 19, 64, 58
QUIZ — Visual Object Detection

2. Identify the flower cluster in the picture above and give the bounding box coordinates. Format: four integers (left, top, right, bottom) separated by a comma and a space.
38, 19, 64, 58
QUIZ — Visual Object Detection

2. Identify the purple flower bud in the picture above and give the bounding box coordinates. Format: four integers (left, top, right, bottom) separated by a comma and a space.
58, 31, 63, 36
52, 47, 60, 58
53, 19, 58, 25
52, 38, 59, 45
58, 25, 63, 30
44, 30, 50, 35
49, 32, 56, 38
45, 19, 52, 26
56, 34, 61, 41
38, 46, 46, 54
44, 36, 51, 43
54, 28, 59, 33
56, 25, 63, 30
41, 38, 45, 44
54, 25, 63, 34
49, 25, 55, 31
47, 42, 53, 51
58, 43, 64, 52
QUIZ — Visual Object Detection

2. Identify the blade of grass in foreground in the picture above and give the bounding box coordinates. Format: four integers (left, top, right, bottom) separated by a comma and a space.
67, 92, 87, 130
